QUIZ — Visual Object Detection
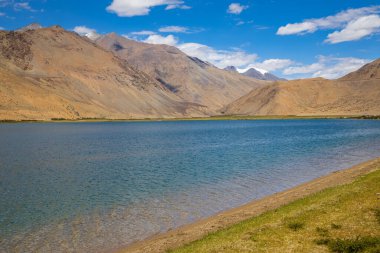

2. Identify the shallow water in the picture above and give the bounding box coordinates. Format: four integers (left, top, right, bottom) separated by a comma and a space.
1, 119, 380, 252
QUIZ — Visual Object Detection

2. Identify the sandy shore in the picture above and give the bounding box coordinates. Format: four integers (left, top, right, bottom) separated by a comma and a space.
114, 157, 380, 253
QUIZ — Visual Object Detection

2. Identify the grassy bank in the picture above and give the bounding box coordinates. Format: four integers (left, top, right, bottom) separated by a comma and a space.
170, 169, 380, 253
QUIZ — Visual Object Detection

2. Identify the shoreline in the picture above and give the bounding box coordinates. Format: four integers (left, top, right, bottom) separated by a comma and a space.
1, 115, 380, 124
115, 157, 380, 253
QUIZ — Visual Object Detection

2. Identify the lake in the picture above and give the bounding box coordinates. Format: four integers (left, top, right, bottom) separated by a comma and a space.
1, 119, 380, 252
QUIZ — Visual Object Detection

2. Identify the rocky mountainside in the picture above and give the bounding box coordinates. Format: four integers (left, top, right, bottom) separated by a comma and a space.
223, 59, 380, 116
0, 26, 205, 120
95, 33, 267, 113
339, 58, 380, 81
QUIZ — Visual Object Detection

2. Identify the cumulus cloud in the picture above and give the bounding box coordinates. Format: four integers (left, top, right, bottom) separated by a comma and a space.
73, 26, 101, 40
277, 6, 380, 43
106, 0, 189, 17
227, 3, 248, 15
143, 34, 179, 46
277, 22, 317, 35
325, 15, 380, 43
178, 43, 257, 68
277, 6, 380, 35
283, 56, 370, 79
159, 26, 188, 33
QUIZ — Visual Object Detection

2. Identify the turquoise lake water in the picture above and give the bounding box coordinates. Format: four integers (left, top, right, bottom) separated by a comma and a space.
1, 119, 380, 252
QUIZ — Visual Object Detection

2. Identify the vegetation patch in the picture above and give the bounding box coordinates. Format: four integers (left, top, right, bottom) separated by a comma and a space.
287, 221, 305, 231
170, 169, 380, 253
315, 236, 380, 253
331, 223, 342, 230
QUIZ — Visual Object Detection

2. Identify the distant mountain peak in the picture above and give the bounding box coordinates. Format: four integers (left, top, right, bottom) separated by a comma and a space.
224, 66, 238, 72
243, 67, 285, 81
17, 23, 42, 32
254, 68, 268, 75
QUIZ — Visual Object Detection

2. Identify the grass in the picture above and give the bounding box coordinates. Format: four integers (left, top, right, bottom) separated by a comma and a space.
169, 169, 380, 253
319, 237, 380, 253
287, 222, 305, 231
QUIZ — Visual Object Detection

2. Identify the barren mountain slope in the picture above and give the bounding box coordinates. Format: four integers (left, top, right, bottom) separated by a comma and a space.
223, 60, 380, 116
0, 27, 205, 120
95, 33, 267, 112
340, 58, 380, 81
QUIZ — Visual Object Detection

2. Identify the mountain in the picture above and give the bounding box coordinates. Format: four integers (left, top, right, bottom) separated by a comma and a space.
242, 68, 286, 81
0, 26, 205, 120
224, 65, 285, 81
224, 66, 238, 72
95, 33, 266, 112
339, 58, 380, 81
16, 23, 42, 32
223, 59, 380, 116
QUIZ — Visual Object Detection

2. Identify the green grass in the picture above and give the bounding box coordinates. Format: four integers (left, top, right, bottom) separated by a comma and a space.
287, 221, 305, 231
319, 236, 380, 253
169, 169, 380, 253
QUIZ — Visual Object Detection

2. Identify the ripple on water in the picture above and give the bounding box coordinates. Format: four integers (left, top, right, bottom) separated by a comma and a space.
1, 119, 380, 252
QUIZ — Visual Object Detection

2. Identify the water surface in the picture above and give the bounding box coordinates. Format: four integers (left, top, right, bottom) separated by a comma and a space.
1, 119, 380, 252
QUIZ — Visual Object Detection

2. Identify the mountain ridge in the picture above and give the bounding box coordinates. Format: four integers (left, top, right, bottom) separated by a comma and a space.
224, 65, 285, 81
95, 33, 267, 112
223, 59, 380, 116
0, 26, 206, 120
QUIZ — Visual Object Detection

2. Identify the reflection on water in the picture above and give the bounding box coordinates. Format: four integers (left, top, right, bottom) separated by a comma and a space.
1, 119, 380, 252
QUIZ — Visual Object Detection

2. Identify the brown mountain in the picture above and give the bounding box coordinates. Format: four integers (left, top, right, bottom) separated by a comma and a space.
223, 59, 380, 116
339, 58, 380, 81
95, 33, 267, 113
0, 26, 206, 120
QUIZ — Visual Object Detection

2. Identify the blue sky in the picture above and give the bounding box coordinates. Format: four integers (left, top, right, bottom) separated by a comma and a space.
0, 0, 379, 79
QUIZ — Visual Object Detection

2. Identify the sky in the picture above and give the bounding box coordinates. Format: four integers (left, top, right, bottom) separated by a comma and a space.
0, 0, 379, 79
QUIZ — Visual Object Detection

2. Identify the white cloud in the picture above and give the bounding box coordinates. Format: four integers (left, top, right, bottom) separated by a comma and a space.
236, 20, 254, 26
73, 26, 101, 40
143, 34, 179, 46
0, 12, 5, 16
325, 15, 380, 43
227, 3, 248, 15
165, 4, 190, 10
178, 43, 257, 68
283, 56, 370, 79
106, 0, 189, 17
277, 5, 380, 38
238, 59, 294, 73
159, 26, 188, 33
132, 30, 257, 68
0, 26, 4, 30
14, 2, 37, 12
277, 22, 317, 35
131, 30, 156, 35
